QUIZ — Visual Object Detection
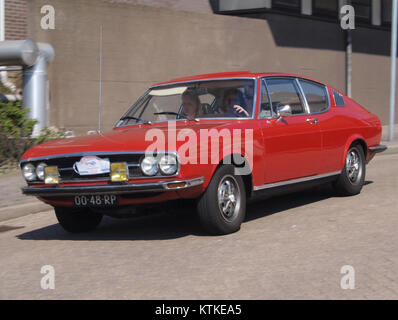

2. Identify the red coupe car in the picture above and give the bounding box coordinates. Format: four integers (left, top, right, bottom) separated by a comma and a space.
20, 71, 386, 235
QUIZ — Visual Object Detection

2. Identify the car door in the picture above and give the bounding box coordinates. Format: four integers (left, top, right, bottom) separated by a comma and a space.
260, 77, 322, 184
297, 79, 342, 174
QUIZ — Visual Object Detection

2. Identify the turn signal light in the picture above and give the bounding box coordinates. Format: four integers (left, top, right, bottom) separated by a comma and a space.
167, 182, 186, 189
111, 163, 128, 182
44, 166, 59, 184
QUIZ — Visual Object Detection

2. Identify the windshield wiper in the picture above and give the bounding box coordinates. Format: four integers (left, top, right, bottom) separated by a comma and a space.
119, 116, 152, 124
154, 112, 199, 122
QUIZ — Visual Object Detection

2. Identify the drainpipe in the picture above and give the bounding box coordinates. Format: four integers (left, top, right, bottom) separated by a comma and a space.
0, 39, 54, 137
23, 43, 54, 137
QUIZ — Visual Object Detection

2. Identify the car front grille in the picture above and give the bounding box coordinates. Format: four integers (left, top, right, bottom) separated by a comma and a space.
25, 153, 151, 183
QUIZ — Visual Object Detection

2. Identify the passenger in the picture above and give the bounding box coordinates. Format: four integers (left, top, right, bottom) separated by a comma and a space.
223, 88, 250, 117
242, 82, 254, 113
181, 90, 200, 120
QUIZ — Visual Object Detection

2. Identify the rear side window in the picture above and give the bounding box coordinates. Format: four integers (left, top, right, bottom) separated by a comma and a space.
266, 78, 305, 115
333, 90, 345, 107
299, 80, 329, 113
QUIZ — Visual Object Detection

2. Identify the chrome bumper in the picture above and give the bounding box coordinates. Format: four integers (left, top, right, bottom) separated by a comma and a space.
22, 177, 204, 197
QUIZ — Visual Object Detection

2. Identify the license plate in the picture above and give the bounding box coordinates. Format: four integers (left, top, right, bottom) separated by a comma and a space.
73, 195, 118, 207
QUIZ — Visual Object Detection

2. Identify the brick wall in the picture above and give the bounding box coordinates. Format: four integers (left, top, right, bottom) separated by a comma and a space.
5, 0, 28, 40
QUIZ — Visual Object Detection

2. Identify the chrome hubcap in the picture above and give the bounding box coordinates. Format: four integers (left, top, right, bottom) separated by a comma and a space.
346, 149, 362, 184
218, 175, 240, 221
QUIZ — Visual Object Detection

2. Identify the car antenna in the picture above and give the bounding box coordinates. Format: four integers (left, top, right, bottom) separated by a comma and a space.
97, 24, 103, 134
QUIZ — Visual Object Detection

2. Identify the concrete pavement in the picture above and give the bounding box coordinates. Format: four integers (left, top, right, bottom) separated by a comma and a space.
0, 152, 397, 299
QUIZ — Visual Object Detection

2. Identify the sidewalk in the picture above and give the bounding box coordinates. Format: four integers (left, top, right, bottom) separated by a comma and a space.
381, 124, 398, 155
0, 125, 397, 223
0, 171, 51, 222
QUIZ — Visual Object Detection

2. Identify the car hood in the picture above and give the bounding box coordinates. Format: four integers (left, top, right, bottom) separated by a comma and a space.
21, 120, 238, 160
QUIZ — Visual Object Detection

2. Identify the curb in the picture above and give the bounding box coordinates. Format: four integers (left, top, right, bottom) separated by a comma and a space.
0, 201, 52, 223
380, 142, 398, 155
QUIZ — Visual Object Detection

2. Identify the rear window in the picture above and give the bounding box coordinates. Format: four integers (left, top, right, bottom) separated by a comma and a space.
333, 90, 345, 107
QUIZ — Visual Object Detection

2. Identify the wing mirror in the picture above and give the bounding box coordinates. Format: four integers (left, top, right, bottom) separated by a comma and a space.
276, 105, 292, 121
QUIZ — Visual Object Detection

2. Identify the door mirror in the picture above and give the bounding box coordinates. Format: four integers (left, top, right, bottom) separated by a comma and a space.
277, 105, 292, 120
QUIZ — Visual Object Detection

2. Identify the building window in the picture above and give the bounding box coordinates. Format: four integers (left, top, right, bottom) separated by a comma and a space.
313, 0, 338, 18
218, 0, 271, 12
351, 0, 371, 22
382, 0, 392, 25
272, 0, 301, 12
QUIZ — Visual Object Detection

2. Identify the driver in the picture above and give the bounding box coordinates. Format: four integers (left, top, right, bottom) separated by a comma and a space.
181, 90, 200, 120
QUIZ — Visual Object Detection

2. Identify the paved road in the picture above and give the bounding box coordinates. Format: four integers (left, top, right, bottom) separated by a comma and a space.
0, 153, 397, 300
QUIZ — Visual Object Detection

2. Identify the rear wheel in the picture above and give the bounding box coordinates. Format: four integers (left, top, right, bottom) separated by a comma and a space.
55, 207, 103, 233
197, 165, 246, 235
333, 144, 366, 196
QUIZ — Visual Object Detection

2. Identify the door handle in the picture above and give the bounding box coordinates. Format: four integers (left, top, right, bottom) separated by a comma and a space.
306, 118, 319, 124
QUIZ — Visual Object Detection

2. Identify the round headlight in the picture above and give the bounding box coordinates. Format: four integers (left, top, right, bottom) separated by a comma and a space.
22, 163, 36, 181
159, 155, 178, 175
36, 162, 47, 180
140, 156, 158, 176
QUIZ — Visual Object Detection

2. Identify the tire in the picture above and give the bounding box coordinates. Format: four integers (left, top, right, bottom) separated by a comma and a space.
54, 207, 103, 233
197, 165, 246, 235
333, 144, 366, 196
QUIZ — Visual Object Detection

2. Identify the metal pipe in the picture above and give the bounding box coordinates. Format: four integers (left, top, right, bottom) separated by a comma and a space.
345, 29, 352, 98
0, 39, 39, 67
389, 0, 397, 141
0, 66, 22, 71
98, 25, 103, 133
22, 43, 54, 137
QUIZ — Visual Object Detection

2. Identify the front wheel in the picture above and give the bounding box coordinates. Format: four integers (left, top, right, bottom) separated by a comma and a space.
333, 144, 366, 196
197, 165, 246, 235
55, 207, 103, 233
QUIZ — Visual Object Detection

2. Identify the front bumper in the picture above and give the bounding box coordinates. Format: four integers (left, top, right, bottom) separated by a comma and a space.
22, 177, 204, 197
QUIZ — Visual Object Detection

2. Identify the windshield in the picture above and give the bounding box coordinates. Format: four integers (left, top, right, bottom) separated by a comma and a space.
116, 79, 255, 126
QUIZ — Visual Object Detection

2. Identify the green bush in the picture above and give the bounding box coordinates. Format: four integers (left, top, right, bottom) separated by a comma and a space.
0, 101, 66, 167
0, 101, 36, 165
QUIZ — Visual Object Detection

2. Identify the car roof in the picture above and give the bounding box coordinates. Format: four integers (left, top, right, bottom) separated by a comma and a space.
152, 71, 326, 87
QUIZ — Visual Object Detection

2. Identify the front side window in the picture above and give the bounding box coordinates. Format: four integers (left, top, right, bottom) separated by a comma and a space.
299, 80, 329, 113
116, 79, 255, 126
265, 78, 306, 115
259, 80, 272, 118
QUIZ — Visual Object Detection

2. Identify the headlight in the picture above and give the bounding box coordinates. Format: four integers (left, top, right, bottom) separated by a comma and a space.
36, 162, 47, 180
159, 155, 178, 175
22, 163, 36, 181
140, 156, 158, 176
